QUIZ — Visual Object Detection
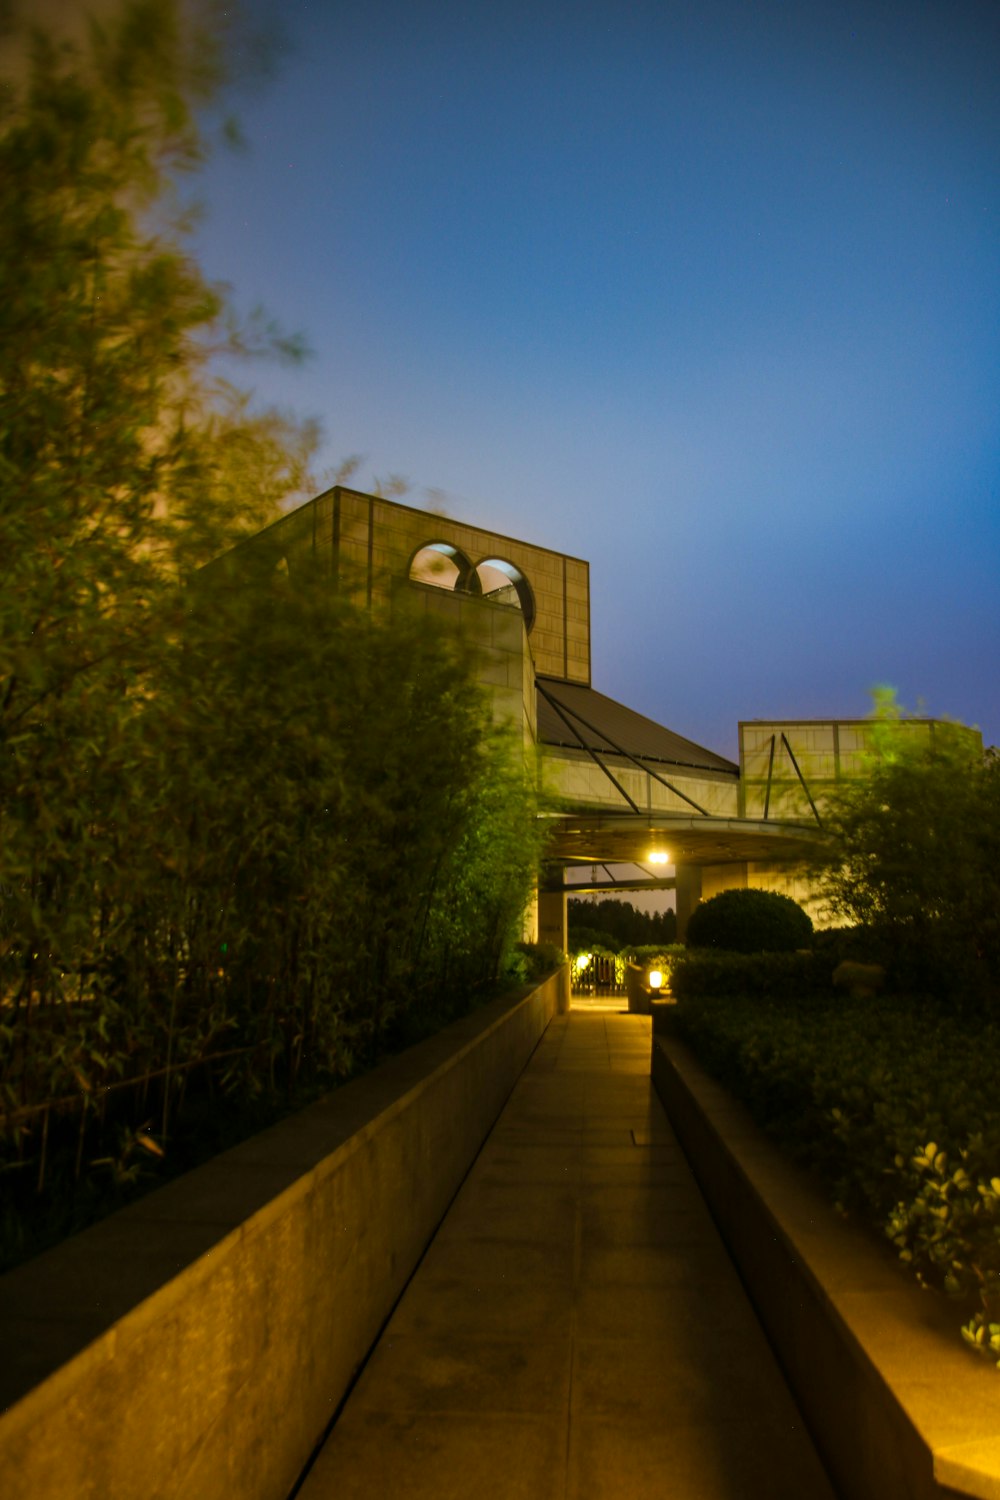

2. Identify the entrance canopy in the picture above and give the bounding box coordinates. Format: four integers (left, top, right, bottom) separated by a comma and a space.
541, 811, 827, 886
535, 678, 828, 888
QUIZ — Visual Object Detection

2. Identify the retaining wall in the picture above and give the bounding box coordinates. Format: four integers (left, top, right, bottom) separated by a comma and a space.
652, 1034, 1000, 1500
0, 968, 566, 1500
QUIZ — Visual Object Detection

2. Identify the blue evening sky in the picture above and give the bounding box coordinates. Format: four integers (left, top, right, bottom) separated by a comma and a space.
192, 0, 1000, 758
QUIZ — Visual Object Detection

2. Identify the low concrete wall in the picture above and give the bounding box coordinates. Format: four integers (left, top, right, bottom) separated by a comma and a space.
0, 969, 565, 1500
653, 1035, 1000, 1500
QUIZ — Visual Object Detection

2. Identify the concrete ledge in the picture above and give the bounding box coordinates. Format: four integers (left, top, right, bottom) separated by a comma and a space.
0, 969, 566, 1500
652, 1034, 1000, 1500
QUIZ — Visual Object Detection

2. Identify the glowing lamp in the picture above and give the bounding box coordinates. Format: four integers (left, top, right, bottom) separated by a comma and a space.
648, 850, 670, 865
648, 969, 664, 989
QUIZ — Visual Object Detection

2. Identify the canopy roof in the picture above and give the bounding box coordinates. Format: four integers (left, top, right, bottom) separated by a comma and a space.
541, 812, 825, 871
536, 678, 826, 870
536, 677, 738, 779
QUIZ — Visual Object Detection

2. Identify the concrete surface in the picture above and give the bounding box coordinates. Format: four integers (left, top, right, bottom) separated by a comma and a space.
298, 1013, 835, 1500
653, 1033, 1000, 1500
0, 972, 563, 1500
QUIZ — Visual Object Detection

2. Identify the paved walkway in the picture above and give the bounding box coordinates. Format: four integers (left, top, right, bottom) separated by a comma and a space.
298, 1013, 836, 1500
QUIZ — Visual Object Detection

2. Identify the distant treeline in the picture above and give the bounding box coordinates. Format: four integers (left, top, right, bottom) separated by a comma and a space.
568, 897, 676, 952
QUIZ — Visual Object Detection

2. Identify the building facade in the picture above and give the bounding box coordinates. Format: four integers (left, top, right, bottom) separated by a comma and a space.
236, 487, 980, 944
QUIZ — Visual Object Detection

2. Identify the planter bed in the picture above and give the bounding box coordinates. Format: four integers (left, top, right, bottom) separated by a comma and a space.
0, 968, 566, 1500
653, 1034, 1000, 1500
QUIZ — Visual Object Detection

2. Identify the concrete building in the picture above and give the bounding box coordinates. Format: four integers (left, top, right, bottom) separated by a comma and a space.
238, 486, 979, 944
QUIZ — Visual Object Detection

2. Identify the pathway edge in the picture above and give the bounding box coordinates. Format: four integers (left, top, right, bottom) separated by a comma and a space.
652, 1034, 1000, 1500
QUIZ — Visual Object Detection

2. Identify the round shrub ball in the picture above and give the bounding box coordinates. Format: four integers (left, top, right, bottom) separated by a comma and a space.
685, 888, 813, 954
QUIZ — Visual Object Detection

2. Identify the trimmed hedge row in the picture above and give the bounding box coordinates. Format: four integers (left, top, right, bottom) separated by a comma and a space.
667, 991, 1000, 1364
668, 950, 833, 1002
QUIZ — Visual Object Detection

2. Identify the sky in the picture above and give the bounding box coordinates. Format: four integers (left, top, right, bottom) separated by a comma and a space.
190, 0, 1000, 759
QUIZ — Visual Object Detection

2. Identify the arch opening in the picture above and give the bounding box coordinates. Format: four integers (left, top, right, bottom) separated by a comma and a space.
475, 558, 535, 632
408, 541, 477, 593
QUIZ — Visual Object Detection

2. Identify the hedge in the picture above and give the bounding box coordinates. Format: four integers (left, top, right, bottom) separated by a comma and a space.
667, 992, 1000, 1364
686, 888, 813, 953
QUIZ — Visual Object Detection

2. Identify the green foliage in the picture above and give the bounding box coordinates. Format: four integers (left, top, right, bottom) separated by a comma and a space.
412, 711, 547, 1025
573, 949, 626, 989
626, 943, 686, 964
812, 926, 894, 968
568, 897, 675, 952
568, 926, 620, 954
1, 564, 545, 1268
0, 0, 316, 1018
504, 942, 565, 987
668, 950, 832, 1003
685, 888, 813, 954
813, 695, 999, 1010
622, 945, 685, 998
0, 1, 547, 1268
668, 992, 1000, 1359
888, 1141, 1000, 1365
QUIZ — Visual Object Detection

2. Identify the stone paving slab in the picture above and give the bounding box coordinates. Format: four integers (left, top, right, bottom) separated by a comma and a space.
297, 1013, 835, 1499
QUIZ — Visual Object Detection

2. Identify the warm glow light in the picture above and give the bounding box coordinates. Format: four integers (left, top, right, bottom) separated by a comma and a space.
575, 952, 592, 971
648, 969, 664, 989
648, 850, 670, 864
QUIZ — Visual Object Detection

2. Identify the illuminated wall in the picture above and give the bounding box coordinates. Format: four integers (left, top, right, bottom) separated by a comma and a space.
392, 578, 536, 743
544, 750, 738, 819
250, 486, 591, 687
739, 718, 983, 823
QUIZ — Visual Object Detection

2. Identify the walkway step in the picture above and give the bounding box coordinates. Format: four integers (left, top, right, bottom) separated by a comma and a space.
296, 1013, 835, 1499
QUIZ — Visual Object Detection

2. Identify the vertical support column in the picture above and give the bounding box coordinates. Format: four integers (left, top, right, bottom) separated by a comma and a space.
675, 865, 703, 942
537, 889, 568, 954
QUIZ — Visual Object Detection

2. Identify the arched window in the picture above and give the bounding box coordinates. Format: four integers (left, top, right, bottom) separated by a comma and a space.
408, 541, 477, 593
474, 558, 535, 632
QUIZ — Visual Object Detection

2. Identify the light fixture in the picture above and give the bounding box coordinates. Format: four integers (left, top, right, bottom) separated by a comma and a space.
648, 850, 670, 865
648, 969, 664, 989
